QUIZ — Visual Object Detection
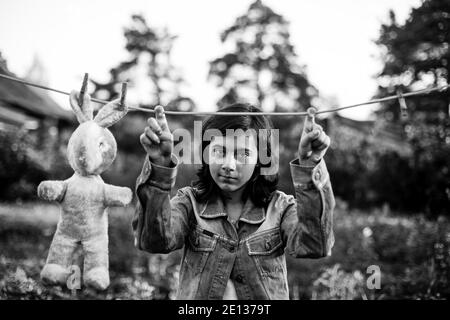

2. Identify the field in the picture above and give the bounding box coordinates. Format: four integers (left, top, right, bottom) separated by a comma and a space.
0, 199, 448, 300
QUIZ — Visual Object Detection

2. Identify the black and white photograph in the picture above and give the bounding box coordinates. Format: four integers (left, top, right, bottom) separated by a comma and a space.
0, 0, 448, 306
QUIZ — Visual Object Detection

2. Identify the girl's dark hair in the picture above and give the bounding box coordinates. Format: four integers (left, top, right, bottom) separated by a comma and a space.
192, 103, 279, 208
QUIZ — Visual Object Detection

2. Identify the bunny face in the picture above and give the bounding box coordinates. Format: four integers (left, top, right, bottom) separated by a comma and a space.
67, 121, 117, 176
67, 90, 128, 176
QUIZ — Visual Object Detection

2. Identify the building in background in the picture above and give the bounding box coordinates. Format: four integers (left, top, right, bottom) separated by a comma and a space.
0, 53, 73, 132
0, 52, 75, 173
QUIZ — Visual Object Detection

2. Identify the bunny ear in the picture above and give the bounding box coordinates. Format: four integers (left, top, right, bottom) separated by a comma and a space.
93, 98, 128, 128
69, 90, 93, 123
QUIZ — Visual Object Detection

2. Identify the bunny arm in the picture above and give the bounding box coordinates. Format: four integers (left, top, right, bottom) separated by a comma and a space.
104, 184, 133, 207
37, 180, 68, 202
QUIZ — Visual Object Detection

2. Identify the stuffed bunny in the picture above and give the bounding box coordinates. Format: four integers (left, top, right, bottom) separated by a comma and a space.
37, 90, 133, 290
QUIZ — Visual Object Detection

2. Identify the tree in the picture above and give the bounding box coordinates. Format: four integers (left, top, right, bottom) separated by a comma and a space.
89, 14, 197, 190
92, 14, 195, 112
374, 0, 450, 215
209, 0, 318, 112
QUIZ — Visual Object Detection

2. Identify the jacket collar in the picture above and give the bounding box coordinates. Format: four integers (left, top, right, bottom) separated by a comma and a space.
198, 193, 266, 224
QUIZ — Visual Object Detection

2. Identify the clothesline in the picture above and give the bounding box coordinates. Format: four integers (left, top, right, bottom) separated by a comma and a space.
0, 72, 448, 117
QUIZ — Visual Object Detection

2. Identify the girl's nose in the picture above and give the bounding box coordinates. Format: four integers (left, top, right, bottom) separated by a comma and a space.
222, 152, 237, 172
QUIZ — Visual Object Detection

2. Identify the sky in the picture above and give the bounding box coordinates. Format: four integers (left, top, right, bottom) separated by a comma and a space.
0, 0, 422, 120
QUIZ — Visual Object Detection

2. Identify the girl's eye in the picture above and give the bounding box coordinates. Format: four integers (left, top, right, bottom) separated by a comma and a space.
237, 150, 250, 158
213, 148, 225, 157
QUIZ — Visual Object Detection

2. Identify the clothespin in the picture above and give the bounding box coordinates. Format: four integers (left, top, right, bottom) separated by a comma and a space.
306, 107, 317, 131
439, 84, 449, 93
78, 73, 89, 108
396, 88, 408, 119
119, 82, 127, 110
438, 85, 450, 116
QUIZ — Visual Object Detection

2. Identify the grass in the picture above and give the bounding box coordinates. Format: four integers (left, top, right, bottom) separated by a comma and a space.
0, 202, 180, 300
0, 200, 448, 300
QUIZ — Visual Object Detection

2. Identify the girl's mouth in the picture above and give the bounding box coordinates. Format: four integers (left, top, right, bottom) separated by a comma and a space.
219, 175, 237, 181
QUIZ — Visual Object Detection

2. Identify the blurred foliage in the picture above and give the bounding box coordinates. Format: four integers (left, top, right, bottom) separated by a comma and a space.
209, 0, 318, 112
372, 0, 450, 215
0, 128, 72, 201
311, 264, 368, 300
1, 201, 448, 300
287, 200, 450, 300
325, 131, 426, 212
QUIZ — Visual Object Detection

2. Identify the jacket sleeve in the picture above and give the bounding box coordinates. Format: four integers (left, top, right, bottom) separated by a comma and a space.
132, 154, 192, 253
280, 158, 336, 258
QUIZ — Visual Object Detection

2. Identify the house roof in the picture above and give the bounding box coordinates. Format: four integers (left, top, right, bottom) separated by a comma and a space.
0, 65, 74, 123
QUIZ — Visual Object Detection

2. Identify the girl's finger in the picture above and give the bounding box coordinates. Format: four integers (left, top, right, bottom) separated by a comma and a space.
155, 105, 169, 132
140, 133, 153, 148
302, 113, 315, 133
312, 124, 323, 133
158, 131, 173, 143
311, 151, 326, 163
148, 117, 162, 135
314, 135, 330, 151
302, 129, 321, 146
145, 126, 160, 144
311, 131, 328, 148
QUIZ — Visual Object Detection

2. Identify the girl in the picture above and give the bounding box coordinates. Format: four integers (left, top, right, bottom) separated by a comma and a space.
132, 103, 335, 300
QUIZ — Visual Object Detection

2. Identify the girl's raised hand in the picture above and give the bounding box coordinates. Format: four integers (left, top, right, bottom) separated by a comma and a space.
140, 106, 174, 167
298, 113, 331, 164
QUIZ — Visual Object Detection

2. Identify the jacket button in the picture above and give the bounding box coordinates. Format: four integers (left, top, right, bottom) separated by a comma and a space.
265, 241, 271, 250
228, 245, 235, 252
235, 275, 244, 283
314, 170, 321, 181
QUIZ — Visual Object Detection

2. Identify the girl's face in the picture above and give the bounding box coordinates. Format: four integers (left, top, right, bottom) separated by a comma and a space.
208, 131, 258, 194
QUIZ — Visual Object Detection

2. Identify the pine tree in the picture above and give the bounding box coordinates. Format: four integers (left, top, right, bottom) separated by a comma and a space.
209, 0, 317, 112
92, 14, 195, 112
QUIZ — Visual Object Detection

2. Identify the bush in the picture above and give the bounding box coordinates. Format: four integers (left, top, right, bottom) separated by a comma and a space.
0, 129, 72, 201
287, 200, 450, 300
326, 132, 450, 217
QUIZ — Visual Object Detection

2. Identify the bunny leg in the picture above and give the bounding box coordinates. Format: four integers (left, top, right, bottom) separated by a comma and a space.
41, 232, 79, 286
82, 234, 110, 290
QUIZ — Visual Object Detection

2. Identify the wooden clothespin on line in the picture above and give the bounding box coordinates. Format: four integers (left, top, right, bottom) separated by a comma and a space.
438, 85, 450, 117
119, 82, 127, 110
78, 73, 89, 108
305, 107, 317, 131
396, 88, 408, 119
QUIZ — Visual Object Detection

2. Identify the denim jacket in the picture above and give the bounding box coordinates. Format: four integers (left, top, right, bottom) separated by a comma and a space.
132, 154, 335, 300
